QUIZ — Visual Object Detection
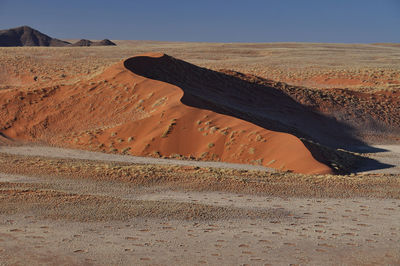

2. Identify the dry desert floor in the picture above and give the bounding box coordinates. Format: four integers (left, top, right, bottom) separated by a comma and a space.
0, 146, 399, 265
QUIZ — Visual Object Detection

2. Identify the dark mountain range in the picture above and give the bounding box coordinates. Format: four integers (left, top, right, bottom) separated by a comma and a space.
71, 39, 116, 46
0, 26, 70, 47
0, 26, 116, 47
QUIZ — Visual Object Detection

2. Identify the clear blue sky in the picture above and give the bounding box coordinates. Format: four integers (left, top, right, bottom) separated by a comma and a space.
1, 0, 399, 43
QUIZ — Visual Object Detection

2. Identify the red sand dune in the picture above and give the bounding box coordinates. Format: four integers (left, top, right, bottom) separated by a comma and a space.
0, 53, 332, 174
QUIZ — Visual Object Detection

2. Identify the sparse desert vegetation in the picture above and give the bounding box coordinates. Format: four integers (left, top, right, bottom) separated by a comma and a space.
2, 42, 399, 93
0, 149, 399, 264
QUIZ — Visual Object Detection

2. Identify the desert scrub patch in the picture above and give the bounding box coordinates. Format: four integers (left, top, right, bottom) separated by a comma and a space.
111, 132, 117, 137
169, 153, 183, 159
208, 143, 215, 148
209, 126, 219, 134
152, 96, 167, 108
255, 135, 265, 142
266, 159, 276, 166
247, 131, 258, 137
147, 92, 154, 99
143, 144, 151, 151
200, 152, 209, 158
127, 137, 134, 142
162, 119, 177, 138
251, 158, 264, 165
220, 127, 230, 135
121, 147, 131, 154
196, 120, 202, 125
152, 151, 161, 157
225, 140, 232, 146
211, 153, 219, 161
229, 131, 237, 139
248, 147, 255, 154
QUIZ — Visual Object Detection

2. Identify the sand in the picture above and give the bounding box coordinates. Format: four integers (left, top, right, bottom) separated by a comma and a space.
0, 145, 273, 172
0, 145, 399, 265
0, 53, 332, 174
0, 170, 399, 265
1, 44, 399, 173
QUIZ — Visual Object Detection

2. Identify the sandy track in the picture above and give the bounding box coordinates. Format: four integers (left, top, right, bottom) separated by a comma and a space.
2, 144, 400, 174
0, 145, 273, 172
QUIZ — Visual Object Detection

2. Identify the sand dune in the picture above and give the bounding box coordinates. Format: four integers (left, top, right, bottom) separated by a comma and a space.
0, 53, 333, 174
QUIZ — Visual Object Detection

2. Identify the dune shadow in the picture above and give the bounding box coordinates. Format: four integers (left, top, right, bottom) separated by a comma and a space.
350, 145, 397, 173
354, 157, 395, 173
349, 145, 389, 154
123, 54, 394, 172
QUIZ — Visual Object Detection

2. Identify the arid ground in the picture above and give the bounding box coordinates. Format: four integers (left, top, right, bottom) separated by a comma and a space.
1, 42, 400, 265
0, 148, 399, 265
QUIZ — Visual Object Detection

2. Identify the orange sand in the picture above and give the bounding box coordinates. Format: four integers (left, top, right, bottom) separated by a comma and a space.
0, 53, 332, 174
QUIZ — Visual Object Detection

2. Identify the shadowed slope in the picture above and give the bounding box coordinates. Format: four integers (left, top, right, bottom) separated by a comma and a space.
123, 54, 397, 174
117, 53, 333, 174
220, 69, 400, 145
124, 54, 364, 149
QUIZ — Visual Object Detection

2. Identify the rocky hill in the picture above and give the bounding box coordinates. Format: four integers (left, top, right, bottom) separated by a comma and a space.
72, 39, 116, 46
0, 26, 116, 47
0, 26, 70, 47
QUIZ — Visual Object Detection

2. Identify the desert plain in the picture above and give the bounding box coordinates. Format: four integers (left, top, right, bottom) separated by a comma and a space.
0, 41, 400, 265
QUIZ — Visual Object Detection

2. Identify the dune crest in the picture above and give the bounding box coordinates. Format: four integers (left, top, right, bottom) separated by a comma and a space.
0, 53, 332, 174
98, 53, 332, 174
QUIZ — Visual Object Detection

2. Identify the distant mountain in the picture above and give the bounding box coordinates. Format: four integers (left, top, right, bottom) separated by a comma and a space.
0, 26, 70, 47
0, 26, 116, 47
95, 39, 116, 46
71, 39, 92, 46
72, 39, 116, 47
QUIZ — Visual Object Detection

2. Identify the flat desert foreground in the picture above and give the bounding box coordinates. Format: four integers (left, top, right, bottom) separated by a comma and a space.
0, 146, 400, 265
